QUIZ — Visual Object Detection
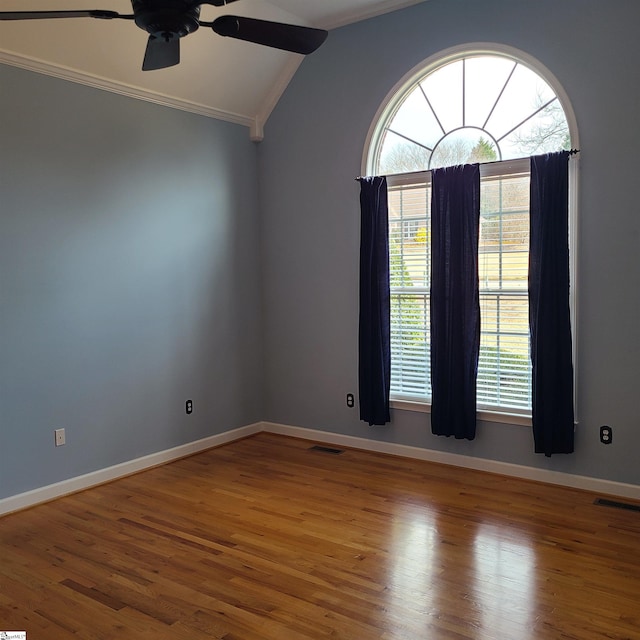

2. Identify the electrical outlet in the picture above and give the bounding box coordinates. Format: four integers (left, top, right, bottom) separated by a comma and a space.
600, 425, 612, 445
346, 393, 355, 408
54, 428, 66, 447
186, 399, 193, 415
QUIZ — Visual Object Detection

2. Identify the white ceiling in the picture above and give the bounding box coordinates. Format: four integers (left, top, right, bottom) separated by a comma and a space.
0, 0, 425, 139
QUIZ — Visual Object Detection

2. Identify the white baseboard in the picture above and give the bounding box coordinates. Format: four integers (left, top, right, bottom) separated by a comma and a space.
261, 421, 640, 501
0, 423, 262, 516
2, 420, 638, 516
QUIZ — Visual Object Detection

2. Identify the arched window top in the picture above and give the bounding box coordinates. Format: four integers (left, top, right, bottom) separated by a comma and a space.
366, 45, 576, 175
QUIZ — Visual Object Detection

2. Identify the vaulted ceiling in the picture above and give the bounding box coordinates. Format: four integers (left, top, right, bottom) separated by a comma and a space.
0, 0, 425, 139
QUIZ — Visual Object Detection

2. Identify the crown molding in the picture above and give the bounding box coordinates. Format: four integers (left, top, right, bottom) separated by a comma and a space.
319, 0, 427, 30
0, 49, 255, 130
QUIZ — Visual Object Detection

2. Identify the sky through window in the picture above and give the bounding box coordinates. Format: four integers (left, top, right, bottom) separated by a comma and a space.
376, 55, 570, 174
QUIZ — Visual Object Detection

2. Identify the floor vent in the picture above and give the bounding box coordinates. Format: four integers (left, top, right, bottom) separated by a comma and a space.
309, 445, 344, 455
594, 498, 640, 513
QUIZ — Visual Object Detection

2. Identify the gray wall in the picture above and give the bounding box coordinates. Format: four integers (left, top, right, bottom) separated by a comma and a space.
1, 65, 263, 498
259, 0, 640, 485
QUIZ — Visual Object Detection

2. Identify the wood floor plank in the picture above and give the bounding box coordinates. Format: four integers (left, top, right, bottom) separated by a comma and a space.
1, 432, 640, 639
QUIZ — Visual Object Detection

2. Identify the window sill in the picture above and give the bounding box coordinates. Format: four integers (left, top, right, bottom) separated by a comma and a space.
390, 399, 532, 427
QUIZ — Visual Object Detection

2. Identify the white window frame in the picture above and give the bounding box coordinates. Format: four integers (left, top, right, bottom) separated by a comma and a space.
362, 44, 579, 425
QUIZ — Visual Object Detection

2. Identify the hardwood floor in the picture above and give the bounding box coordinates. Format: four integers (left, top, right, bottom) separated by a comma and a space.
1, 432, 639, 639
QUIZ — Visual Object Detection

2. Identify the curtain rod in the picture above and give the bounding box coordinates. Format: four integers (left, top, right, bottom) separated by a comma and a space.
355, 149, 580, 181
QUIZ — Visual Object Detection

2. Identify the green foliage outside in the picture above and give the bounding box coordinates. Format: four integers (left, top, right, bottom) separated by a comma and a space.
389, 239, 428, 387
414, 226, 429, 244
469, 137, 498, 164
389, 237, 412, 287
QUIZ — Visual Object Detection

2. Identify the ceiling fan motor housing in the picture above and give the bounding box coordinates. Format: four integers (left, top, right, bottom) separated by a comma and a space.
132, 0, 200, 39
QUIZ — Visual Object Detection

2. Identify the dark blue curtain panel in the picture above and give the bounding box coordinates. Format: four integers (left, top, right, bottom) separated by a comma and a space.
430, 164, 480, 440
529, 151, 575, 456
358, 176, 391, 426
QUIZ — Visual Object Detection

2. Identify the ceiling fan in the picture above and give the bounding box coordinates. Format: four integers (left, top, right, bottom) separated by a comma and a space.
0, 0, 328, 70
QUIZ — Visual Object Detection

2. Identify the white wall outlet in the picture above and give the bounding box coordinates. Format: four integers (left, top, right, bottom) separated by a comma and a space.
54, 428, 66, 447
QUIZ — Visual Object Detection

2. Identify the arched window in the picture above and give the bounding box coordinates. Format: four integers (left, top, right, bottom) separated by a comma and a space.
364, 46, 577, 418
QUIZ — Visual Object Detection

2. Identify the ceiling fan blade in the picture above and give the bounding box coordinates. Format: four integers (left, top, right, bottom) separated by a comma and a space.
142, 34, 180, 71
210, 16, 327, 55
0, 10, 129, 21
